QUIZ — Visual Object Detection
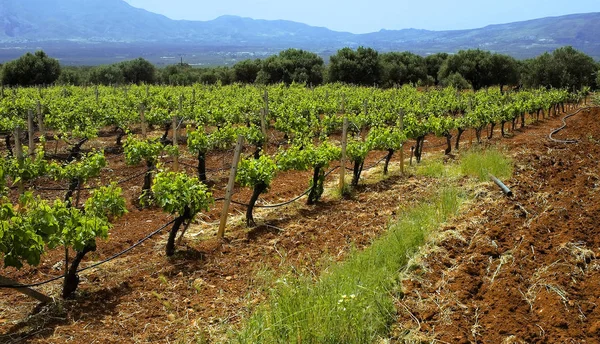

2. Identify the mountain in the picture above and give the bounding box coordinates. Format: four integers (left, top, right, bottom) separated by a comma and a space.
0, 0, 598, 65
0, 0, 353, 45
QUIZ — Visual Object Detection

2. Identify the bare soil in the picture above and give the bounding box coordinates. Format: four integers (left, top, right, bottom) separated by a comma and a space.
394, 106, 600, 343
0, 124, 439, 343
1, 105, 596, 343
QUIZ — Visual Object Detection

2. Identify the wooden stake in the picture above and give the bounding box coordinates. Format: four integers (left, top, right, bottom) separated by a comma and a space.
260, 108, 268, 152
14, 126, 24, 194
263, 89, 269, 116
172, 115, 179, 172
14, 126, 23, 160
399, 110, 405, 175
36, 100, 45, 143
217, 135, 244, 239
27, 109, 35, 156
0, 275, 52, 304
140, 104, 147, 138
339, 117, 348, 193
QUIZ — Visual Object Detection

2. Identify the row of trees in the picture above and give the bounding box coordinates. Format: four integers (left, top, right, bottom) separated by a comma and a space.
2, 46, 599, 91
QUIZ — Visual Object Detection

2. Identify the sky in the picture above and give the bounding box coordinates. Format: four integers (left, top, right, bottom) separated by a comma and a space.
123, 0, 600, 34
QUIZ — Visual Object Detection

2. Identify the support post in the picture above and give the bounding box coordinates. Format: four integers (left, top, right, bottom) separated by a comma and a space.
399, 109, 405, 175
263, 89, 269, 117
172, 115, 179, 172
217, 135, 244, 239
140, 103, 147, 138
27, 109, 35, 156
14, 126, 23, 159
37, 100, 45, 143
339, 117, 348, 193
14, 126, 24, 193
260, 108, 268, 152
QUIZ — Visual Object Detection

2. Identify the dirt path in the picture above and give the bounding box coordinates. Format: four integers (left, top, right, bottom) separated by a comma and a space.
394, 107, 600, 343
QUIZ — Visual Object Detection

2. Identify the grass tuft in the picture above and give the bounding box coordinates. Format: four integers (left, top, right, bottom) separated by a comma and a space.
234, 187, 464, 344
460, 146, 513, 181
415, 160, 446, 178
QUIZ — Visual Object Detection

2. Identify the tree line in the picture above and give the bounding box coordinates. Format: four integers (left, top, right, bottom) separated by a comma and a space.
1, 46, 599, 91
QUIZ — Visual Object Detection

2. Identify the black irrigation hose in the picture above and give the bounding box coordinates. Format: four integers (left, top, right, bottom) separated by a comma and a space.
33, 169, 148, 192
423, 142, 449, 149
165, 160, 231, 173
231, 188, 313, 209
362, 154, 388, 171
0, 219, 176, 289
78, 218, 175, 273
214, 154, 388, 209
548, 107, 591, 144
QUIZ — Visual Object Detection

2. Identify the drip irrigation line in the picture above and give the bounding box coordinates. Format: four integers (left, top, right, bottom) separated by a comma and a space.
423, 142, 449, 149
33, 169, 147, 192
0, 219, 175, 289
362, 154, 388, 171
164, 159, 231, 173
177, 160, 198, 169
548, 107, 590, 144
231, 188, 313, 209
113, 169, 149, 185
78, 218, 175, 273
212, 154, 388, 209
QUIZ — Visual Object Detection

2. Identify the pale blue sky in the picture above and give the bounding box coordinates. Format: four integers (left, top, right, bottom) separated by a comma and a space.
124, 0, 600, 34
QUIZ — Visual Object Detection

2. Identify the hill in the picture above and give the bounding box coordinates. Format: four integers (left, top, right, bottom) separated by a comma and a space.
0, 0, 598, 64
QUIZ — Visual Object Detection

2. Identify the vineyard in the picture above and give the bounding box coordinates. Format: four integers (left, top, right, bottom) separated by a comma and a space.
0, 83, 594, 342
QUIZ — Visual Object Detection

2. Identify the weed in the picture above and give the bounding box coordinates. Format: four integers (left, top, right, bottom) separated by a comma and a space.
235, 187, 464, 344
460, 145, 513, 181
415, 160, 446, 178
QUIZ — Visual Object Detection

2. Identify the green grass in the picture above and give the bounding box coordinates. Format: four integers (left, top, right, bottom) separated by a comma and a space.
460, 146, 513, 181
234, 187, 464, 344
414, 160, 446, 178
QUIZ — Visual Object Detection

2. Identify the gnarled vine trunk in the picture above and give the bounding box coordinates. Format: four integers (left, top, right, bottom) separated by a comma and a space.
66, 138, 88, 163
197, 151, 207, 182
444, 133, 452, 155
166, 206, 191, 256
414, 135, 425, 163
307, 166, 324, 205
351, 160, 365, 186
455, 128, 465, 150
62, 244, 96, 298
115, 127, 125, 147
475, 127, 483, 144
488, 123, 495, 140
383, 149, 394, 175
160, 123, 172, 146
246, 182, 267, 227
5, 134, 12, 157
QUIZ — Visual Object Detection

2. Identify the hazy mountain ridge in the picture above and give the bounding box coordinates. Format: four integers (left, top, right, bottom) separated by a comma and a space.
0, 0, 598, 64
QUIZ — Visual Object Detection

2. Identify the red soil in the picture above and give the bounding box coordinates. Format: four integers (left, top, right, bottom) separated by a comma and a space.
394, 106, 600, 343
